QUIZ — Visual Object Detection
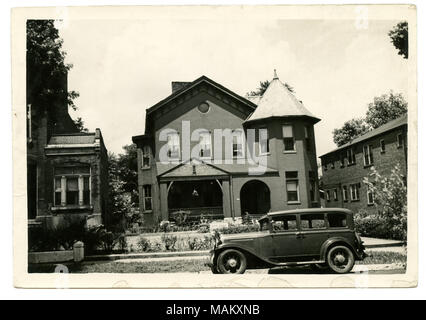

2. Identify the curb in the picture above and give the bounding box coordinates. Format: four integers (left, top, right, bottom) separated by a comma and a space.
86, 250, 210, 262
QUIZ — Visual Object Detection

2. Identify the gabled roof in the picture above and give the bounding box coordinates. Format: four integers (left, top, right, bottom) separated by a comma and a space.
320, 114, 407, 158
144, 75, 257, 134
244, 72, 320, 124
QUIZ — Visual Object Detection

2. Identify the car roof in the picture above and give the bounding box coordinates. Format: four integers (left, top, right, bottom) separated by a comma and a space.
259, 208, 352, 220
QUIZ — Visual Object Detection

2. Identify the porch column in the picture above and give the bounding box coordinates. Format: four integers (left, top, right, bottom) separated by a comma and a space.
222, 180, 232, 218
60, 176, 66, 206
78, 175, 84, 205
160, 182, 169, 221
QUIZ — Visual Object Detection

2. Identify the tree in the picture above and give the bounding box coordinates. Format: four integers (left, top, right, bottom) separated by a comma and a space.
362, 164, 407, 241
73, 117, 89, 132
365, 91, 407, 129
247, 80, 294, 96
27, 20, 81, 127
115, 144, 139, 205
332, 118, 371, 147
388, 21, 408, 59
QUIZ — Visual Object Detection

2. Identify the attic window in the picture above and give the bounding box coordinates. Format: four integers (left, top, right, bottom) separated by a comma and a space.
198, 102, 210, 113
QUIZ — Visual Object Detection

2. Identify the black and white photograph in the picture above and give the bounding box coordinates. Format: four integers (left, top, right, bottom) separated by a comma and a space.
10, 4, 417, 288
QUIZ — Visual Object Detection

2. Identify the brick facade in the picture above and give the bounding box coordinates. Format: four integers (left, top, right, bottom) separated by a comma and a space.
320, 115, 407, 214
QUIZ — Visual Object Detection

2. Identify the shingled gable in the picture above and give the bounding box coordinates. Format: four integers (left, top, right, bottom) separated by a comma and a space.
244, 71, 320, 124
143, 75, 257, 134
157, 158, 230, 179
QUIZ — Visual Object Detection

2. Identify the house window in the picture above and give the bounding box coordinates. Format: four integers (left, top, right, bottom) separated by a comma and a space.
367, 186, 375, 205
333, 188, 338, 201
285, 171, 299, 203
323, 161, 328, 171
143, 185, 152, 211
326, 190, 330, 202
347, 148, 356, 164
380, 139, 386, 153
259, 128, 269, 155
304, 126, 311, 151
54, 166, 91, 207
342, 185, 348, 202
397, 133, 404, 148
232, 130, 244, 158
350, 183, 360, 201
340, 153, 345, 167
363, 145, 373, 166
282, 125, 295, 151
330, 161, 335, 169
167, 133, 180, 160
142, 146, 151, 168
199, 131, 212, 158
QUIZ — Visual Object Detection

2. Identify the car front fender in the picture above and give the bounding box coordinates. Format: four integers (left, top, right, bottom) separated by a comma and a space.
213, 243, 275, 267
320, 237, 361, 261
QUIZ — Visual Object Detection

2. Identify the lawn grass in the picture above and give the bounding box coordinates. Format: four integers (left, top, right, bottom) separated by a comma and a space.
28, 250, 406, 274
358, 250, 406, 265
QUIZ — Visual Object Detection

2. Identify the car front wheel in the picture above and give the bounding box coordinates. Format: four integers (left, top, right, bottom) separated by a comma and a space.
217, 249, 247, 274
326, 245, 355, 274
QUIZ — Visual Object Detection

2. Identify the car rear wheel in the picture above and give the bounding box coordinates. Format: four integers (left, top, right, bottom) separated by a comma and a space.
217, 249, 247, 274
326, 245, 355, 274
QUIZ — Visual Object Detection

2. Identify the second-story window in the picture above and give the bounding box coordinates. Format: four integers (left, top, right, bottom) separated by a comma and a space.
167, 133, 180, 160
342, 185, 348, 202
142, 146, 151, 168
350, 183, 360, 201
259, 128, 269, 155
367, 186, 375, 205
363, 145, 373, 166
380, 139, 386, 153
340, 153, 345, 167
199, 131, 212, 158
232, 130, 244, 158
397, 133, 404, 148
347, 148, 356, 164
283, 125, 295, 151
333, 188, 338, 201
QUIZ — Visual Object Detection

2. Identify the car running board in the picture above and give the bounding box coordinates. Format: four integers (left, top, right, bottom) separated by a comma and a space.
271, 260, 326, 266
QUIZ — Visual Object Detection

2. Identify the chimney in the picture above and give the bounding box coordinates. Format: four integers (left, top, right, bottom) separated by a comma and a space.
171, 81, 191, 94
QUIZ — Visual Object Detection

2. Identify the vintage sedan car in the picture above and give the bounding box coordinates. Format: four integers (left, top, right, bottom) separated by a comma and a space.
209, 208, 366, 274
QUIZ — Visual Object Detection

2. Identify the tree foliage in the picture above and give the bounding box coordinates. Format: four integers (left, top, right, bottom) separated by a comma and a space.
362, 164, 407, 241
388, 21, 408, 59
332, 118, 371, 147
332, 91, 407, 147
365, 91, 408, 129
247, 80, 294, 96
107, 145, 140, 230
27, 20, 79, 113
73, 117, 89, 132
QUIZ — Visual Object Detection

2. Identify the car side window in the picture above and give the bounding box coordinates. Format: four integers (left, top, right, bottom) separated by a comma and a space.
271, 215, 298, 232
327, 212, 347, 228
300, 213, 326, 230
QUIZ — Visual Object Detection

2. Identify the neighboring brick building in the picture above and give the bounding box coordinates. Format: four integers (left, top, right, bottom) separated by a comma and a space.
27, 76, 109, 230
132, 73, 321, 227
319, 114, 407, 214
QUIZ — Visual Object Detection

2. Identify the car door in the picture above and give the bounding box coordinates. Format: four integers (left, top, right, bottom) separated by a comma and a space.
269, 214, 303, 262
298, 213, 329, 259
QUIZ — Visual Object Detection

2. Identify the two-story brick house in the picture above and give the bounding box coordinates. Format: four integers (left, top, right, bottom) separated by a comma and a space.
27, 74, 109, 230
132, 73, 321, 226
319, 114, 407, 214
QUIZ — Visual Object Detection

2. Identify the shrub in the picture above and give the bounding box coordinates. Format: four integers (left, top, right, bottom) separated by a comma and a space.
161, 234, 178, 251
137, 237, 153, 252
186, 235, 215, 251
216, 224, 260, 234
363, 164, 407, 241
354, 210, 389, 239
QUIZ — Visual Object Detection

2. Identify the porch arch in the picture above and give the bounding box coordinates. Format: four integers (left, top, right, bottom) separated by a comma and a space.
240, 180, 271, 216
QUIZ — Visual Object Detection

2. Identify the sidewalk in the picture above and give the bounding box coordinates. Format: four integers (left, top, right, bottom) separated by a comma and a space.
86, 236, 404, 262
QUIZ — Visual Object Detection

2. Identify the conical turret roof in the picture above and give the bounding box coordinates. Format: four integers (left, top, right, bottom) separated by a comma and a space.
245, 71, 320, 124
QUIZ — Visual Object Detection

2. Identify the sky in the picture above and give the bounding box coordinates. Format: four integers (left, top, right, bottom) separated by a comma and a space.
58, 18, 410, 157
